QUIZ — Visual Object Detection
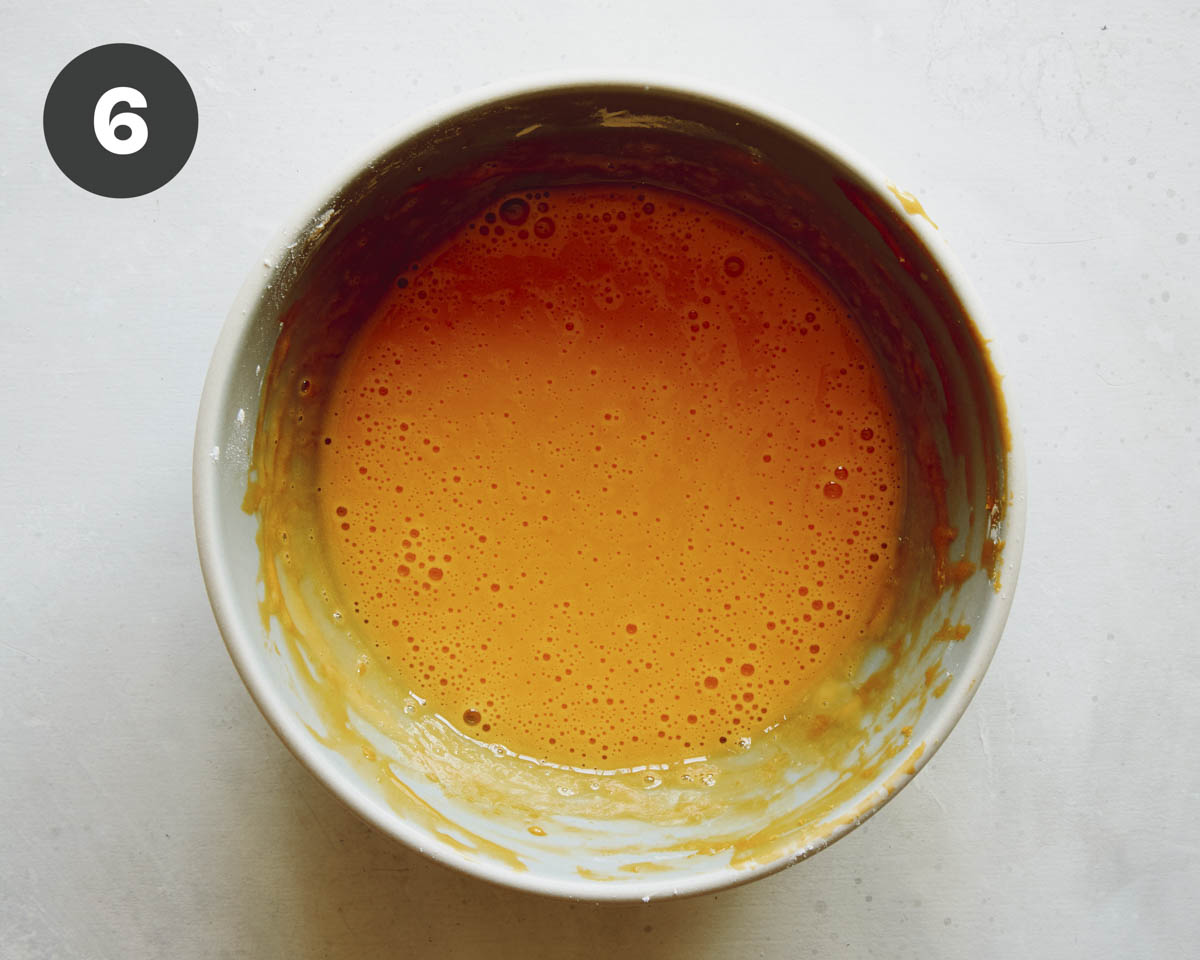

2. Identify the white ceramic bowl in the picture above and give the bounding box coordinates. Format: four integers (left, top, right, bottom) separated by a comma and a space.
194, 75, 1025, 901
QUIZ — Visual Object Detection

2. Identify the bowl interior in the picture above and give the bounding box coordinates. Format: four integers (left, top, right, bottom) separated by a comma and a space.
195, 82, 1020, 900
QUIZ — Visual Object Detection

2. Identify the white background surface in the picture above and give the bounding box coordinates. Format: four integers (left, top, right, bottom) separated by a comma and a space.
2, 1, 1197, 957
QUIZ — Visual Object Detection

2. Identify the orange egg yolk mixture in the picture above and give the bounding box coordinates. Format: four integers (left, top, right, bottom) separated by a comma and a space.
313, 184, 903, 770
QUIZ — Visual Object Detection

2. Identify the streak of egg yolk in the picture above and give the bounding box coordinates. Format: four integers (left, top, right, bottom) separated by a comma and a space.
313, 184, 904, 769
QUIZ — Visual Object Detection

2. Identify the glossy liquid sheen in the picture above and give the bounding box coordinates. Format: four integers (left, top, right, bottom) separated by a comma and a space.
314, 185, 903, 770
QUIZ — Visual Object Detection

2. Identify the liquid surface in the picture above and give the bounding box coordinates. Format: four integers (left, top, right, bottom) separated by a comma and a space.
312, 184, 903, 769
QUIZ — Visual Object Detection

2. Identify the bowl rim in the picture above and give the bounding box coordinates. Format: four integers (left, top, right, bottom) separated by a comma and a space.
193, 70, 1027, 902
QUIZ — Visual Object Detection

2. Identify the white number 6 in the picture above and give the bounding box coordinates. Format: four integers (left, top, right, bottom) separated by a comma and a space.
94, 86, 148, 155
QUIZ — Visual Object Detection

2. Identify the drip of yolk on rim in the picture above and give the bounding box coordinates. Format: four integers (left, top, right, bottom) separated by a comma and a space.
313, 184, 903, 770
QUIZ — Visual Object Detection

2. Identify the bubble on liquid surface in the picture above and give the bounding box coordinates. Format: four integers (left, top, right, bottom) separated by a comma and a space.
499, 197, 530, 225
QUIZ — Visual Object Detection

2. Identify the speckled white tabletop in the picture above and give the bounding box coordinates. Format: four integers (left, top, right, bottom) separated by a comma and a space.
2, 1, 1196, 956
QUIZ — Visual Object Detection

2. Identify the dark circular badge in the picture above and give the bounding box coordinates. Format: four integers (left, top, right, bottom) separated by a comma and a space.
43, 44, 198, 198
